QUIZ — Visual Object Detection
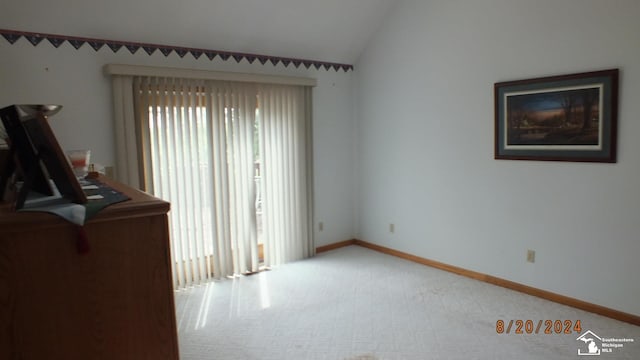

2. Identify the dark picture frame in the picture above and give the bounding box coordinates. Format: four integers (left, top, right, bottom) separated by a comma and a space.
0, 105, 53, 198
0, 105, 86, 209
494, 69, 618, 162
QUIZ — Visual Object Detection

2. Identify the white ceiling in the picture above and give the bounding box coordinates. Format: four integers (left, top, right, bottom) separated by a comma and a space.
1, 0, 398, 65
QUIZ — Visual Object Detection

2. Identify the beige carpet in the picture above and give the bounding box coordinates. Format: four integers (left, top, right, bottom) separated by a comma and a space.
174, 245, 640, 359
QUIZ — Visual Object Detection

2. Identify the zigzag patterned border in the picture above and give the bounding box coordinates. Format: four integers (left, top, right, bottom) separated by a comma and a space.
0, 28, 353, 72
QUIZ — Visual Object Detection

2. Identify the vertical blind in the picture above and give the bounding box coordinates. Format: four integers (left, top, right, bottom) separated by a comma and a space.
258, 84, 313, 265
110, 71, 314, 288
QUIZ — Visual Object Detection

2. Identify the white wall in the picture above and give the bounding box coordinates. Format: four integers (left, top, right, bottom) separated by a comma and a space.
354, 0, 640, 315
0, 38, 355, 247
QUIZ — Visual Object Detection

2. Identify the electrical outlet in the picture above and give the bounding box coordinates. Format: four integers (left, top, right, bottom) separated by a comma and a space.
319, 222, 324, 232
389, 223, 395, 233
527, 250, 535, 263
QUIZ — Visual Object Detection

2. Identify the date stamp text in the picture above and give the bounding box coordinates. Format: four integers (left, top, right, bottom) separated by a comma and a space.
496, 319, 582, 335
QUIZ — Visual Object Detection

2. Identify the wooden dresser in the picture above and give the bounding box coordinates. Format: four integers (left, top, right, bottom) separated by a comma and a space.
0, 178, 179, 360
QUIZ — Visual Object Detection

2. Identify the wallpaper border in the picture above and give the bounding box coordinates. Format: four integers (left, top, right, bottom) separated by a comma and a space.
0, 28, 353, 72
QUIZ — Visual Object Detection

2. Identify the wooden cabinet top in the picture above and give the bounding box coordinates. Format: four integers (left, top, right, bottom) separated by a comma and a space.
0, 176, 170, 231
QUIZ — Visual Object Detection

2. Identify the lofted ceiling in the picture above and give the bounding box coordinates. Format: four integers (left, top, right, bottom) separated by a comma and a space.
0, 0, 398, 65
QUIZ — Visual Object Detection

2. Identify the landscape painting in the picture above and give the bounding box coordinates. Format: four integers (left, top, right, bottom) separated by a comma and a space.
506, 86, 601, 147
494, 69, 618, 162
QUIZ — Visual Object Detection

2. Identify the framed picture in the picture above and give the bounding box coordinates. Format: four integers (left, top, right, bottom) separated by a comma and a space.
494, 69, 618, 162
0, 105, 86, 209
0, 105, 54, 199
